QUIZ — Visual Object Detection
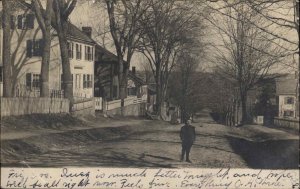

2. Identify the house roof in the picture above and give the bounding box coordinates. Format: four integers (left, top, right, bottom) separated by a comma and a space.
276, 74, 298, 95
66, 23, 95, 45
128, 71, 146, 86
95, 44, 119, 62
15, 0, 95, 45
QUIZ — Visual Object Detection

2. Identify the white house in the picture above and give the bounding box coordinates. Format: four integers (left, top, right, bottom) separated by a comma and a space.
0, 3, 95, 99
276, 74, 299, 118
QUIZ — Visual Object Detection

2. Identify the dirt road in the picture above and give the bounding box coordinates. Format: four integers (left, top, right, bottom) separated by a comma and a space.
1, 110, 298, 168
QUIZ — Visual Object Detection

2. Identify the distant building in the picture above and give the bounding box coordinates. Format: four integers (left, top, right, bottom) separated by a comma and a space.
276, 74, 299, 119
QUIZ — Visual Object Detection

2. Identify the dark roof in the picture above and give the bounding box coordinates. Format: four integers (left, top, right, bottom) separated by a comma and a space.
128, 71, 145, 86
66, 22, 95, 45
276, 74, 298, 95
95, 44, 119, 62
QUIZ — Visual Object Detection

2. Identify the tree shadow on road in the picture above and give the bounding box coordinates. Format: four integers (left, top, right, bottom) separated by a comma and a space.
226, 136, 299, 169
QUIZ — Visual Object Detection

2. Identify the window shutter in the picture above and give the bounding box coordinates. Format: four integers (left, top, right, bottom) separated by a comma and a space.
17, 15, 23, 29
84, 46, 88, 60
80, 45, 82, 59
38, 39, 44, 56
26, 73, 32, 89
10, 15, 15, 29
26, 40, 33, 58
89, 74, 92, 88
26, 14, 35, 29
83, 74, 86, 89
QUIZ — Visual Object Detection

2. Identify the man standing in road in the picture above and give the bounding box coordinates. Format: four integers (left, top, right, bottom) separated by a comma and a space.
180, 119, 196, 163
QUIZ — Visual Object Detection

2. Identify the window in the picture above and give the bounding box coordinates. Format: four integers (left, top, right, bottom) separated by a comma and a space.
27, 39, 44, 57
83, 74, 87, 88
85, 46, 93, 61
283, 110, 294, 117
68, 42, 74, 59
26, 73, 40, 90
17, 14, 34, 30
83, 74, 93, 89
284, 97, 294, 104
75, 74, 81, 89
32, 74, 40, 89
88, 74, 93, 88
76, 44, 82, 59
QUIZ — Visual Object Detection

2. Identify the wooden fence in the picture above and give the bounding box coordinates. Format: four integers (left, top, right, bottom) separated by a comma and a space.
1, 97, 69, 117
105, 96, 147, 111
274, 117, 299, 130
95, 97, 102, 111
71, 98, 95, 115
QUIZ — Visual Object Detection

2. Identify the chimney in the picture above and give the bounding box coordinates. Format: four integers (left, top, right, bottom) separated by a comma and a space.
82, 27, 92, 38
132, 66, 136, 75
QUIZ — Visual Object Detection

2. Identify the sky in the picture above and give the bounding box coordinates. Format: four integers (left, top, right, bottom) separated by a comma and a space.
69, 1, 298, 73
70, 1, 144, 70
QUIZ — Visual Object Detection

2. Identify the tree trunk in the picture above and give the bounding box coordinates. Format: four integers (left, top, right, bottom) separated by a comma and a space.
40, 31, 51, 97
37, 0, 52, 97
118, 58, 126, 115
2, 0, 13, 97
118, 58, 125, 99
240, 91, 248, 124
180, 105, 185, 123
297, 0, 300, 120
155, 67, 162, 116
57, 20, 73, 107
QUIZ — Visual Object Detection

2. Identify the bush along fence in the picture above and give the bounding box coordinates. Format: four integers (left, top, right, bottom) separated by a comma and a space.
0, 97, 69, 117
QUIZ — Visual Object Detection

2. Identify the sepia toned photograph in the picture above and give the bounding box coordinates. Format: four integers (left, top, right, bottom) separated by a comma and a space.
0, 0, 299, 177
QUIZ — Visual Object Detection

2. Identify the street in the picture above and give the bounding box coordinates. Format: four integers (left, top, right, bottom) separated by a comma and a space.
1, 110, 298, 169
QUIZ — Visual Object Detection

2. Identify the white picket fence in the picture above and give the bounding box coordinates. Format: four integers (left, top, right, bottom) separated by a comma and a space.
1, 97, 69, 117
95, 97, 102, 110
99, 96, 146, 111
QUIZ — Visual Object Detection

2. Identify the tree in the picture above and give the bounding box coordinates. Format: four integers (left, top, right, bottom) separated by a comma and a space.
1, 0, 13, 97
138, 0, 200, 116
167, 26, 205, 122
1, 1, 42, 97
141, 58, 154, 85
205, 0, 299, 119
52, 0, 77, 106
104, 0, 148, 113
212, 4, 282, 124
168, 53, 201, 122
32, 0, 52, 97
207, 71, 236, 125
